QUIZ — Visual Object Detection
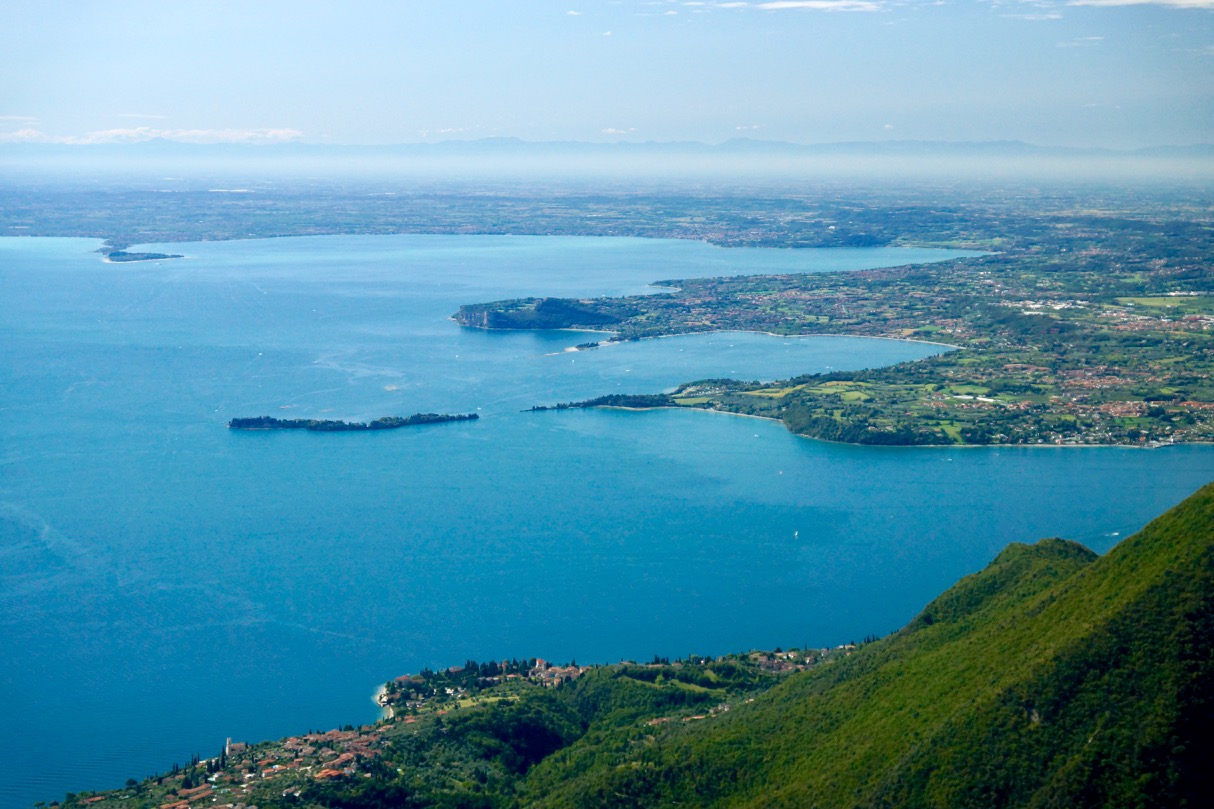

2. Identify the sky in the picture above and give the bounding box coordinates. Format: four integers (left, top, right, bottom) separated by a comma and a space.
1, 0, 1212, 150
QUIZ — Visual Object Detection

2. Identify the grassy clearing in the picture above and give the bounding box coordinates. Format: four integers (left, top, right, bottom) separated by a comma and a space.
740, 386, 803, 399
1116, 295, 1214, 314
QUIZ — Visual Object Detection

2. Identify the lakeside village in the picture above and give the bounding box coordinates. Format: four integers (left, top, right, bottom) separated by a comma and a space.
51, 646, 859, 809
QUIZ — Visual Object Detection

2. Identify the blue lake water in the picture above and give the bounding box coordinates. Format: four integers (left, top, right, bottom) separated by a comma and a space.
2, 235, 1212, 808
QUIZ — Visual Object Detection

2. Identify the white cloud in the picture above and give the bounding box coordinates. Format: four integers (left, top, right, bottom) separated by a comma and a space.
0, 115, 37, 123
0, 128, 47, 143
567, 9, 582, 14
757, 0, 884, 11
990, 0, 1214, 17
1068, 0, 1214, 7
602, 127, 637, 134
0, 127, 303, 145
1058, 34, 1104, 45
995, 0, 1214, 11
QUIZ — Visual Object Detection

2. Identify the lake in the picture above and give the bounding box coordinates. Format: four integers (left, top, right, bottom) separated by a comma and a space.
2, 235, 1212, 808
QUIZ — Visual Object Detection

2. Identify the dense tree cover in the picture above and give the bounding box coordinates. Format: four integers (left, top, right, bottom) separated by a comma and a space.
228, 413, 478, 431
456, 298, 635, 330
520, 483, 1214, 808
781, 409, 950, 445
102, 250, 183, 262
528, 394, 677, 412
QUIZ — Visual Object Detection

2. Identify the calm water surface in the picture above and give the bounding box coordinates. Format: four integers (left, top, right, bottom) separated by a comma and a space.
2, 235, 1211, 807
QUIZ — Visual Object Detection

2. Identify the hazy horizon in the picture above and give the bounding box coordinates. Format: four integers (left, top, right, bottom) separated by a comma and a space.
3, 137, 1212, 186
4, 0, 1213, 157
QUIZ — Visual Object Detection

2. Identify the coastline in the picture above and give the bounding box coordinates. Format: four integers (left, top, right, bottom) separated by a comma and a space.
374, 684, 394, 721
101, 256, 184, 264
542, 328, 962, 355
582, 402, 1192, 450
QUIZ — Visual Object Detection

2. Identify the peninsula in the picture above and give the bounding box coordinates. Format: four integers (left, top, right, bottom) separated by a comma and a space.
457, 204, 1214, 447
102, 250, 184, 263
528, 393, 678, 412
228, 413, 478, 432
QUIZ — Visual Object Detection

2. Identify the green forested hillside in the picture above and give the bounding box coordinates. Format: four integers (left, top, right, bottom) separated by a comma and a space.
62, 484, 1214, 809
525, 484, 1214, 809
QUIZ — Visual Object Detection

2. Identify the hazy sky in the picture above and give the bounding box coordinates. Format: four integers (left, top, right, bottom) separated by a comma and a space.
2, 0, 1212, 149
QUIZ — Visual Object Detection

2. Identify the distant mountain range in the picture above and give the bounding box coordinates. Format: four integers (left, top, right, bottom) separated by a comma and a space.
4, 137, 1212, 158
6, 137, 1210, 184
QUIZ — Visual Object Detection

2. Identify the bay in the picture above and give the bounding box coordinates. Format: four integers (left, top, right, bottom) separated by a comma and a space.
1, 235, 1211, 808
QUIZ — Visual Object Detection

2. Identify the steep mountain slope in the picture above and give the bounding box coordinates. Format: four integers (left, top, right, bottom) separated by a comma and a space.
524, 483, 1214, 808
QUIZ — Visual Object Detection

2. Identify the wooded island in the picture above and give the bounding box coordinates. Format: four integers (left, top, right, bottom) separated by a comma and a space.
228, 413, 478, 432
